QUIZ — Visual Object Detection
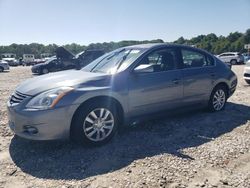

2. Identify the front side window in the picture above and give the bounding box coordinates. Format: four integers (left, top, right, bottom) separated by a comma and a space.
181, 49, 214, 68
135, 48, 177, 72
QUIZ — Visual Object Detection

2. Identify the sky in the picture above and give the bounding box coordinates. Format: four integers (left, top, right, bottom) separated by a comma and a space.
0, 0, 249, 45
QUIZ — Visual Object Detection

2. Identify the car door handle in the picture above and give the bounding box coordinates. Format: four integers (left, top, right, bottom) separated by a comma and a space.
172, 79, 180, 84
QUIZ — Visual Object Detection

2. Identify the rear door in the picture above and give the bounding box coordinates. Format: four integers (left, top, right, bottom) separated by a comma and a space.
128, 47, 183, 116
180, 48, 215, 105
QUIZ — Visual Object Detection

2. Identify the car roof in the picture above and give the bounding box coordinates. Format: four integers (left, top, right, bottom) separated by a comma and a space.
220, 52, 239, 54
125, 43, 200, 50
124, 43, 212, 55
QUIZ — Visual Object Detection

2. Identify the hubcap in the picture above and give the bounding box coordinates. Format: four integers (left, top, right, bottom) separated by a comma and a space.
83, 108, 114, 141
213, 89, 226, 111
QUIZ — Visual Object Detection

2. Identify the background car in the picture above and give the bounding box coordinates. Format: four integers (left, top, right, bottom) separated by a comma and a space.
242, 53, 250, 63
0, 60, 10, 72
243, 59, 250, 84
8, 44, 237, 145
31, 57, 63, 74
217, 52, 244, 65
31, 47, 105, 74
75, 49, 105, 68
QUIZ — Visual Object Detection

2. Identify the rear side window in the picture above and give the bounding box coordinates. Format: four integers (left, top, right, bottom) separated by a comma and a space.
181, 49, 214, 68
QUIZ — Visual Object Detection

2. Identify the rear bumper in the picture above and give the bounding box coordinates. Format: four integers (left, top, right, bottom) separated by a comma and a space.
244, 67, 250, 80
228, 76, 237, 97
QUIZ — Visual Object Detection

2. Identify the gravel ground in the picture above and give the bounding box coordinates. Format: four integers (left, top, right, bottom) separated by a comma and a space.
0, 66, 249, 188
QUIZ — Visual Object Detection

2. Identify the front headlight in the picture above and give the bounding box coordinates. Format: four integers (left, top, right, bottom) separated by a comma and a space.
26, 87, 74, 110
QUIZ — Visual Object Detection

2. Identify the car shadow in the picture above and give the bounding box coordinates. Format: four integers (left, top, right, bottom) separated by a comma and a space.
9, 102, 250, 180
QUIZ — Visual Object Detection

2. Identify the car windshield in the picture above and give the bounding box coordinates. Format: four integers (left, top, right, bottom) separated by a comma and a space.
82, 48, 144, 74
75, 51, 85, 58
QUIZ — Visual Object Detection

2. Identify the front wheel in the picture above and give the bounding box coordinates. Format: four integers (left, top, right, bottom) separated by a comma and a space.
208, 86, 227, 112
41, 68, 49, 74
71, 101, 118, 145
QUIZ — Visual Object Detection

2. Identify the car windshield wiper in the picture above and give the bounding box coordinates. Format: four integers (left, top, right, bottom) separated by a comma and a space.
115, 49, 132, 71
90, 49, 126, 72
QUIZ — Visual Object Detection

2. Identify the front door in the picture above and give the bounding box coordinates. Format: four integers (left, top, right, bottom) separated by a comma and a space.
128, 47, 183, 116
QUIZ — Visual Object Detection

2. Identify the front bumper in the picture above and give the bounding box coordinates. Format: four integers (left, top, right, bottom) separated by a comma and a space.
31, 67, 40, 73
7, 102, 79, 140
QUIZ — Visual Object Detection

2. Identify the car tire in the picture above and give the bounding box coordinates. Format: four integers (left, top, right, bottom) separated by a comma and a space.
230, 59, 237, 65
42, 68, 49, 74
245, 79, 250, 85
71, 101, 118, 146
0, 67, 3, 72
208, 85, 228, 112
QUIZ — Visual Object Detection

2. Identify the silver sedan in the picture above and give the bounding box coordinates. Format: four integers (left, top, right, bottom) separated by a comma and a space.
7, 44, 237, 145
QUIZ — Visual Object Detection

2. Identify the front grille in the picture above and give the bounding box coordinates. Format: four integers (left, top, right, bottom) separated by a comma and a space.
10, 91, 31, 105
244, 73, 250, 77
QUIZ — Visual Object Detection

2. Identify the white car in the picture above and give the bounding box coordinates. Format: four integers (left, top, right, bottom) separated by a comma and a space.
244, 60, 250, 84
217, 52, 244, 65
0, 60, 10, 72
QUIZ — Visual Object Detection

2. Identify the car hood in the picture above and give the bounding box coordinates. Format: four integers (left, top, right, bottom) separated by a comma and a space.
32, 63, 44, 69
16, 70, 109, 95
56, 47, 75, 59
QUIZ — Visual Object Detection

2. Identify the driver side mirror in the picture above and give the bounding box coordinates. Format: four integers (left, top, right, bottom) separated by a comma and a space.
134, 64, 154, 73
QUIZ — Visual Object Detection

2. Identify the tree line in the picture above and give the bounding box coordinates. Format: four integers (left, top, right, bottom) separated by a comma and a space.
0, 29, 249, 59
173, 28, 250, 54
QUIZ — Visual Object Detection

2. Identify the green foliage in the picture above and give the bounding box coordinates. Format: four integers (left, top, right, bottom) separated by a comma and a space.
0, 29, 249, 58
173, 29, 250, 54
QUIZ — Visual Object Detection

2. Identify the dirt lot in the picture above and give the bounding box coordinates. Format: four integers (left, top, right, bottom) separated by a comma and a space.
0, 66, 250, 188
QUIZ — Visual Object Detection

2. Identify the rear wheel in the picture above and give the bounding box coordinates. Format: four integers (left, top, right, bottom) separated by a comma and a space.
230, 59, 237, 65
208, 85, 227, 112
71, 101, 118, 145
0, 67, 3, 72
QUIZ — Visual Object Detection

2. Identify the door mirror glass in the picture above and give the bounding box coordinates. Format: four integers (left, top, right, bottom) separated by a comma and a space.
134, 64, 154, 73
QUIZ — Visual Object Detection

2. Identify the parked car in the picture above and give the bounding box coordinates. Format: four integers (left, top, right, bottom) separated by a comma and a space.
31, 47, 105, 74
217, 52, 244, 65
243, 59, 250, 84
242, 53, 250, 63
2, 58, 19, 66
7, 44, 237, 145
75, 49, 105, 68
0, 60, 10, 72
31, 57, 66, 74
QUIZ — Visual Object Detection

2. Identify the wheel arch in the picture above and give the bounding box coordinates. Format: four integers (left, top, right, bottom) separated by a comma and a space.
230, 59, 237, 64
70, 95, 125, 134
212, 82, 230, 98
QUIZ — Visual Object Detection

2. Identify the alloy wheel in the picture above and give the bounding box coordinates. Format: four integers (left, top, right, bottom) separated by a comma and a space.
83, 108, 114, 142
212, 89, 226, 111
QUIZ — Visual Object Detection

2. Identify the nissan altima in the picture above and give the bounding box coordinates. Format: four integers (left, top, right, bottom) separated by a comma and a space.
7, 44, 237, 145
